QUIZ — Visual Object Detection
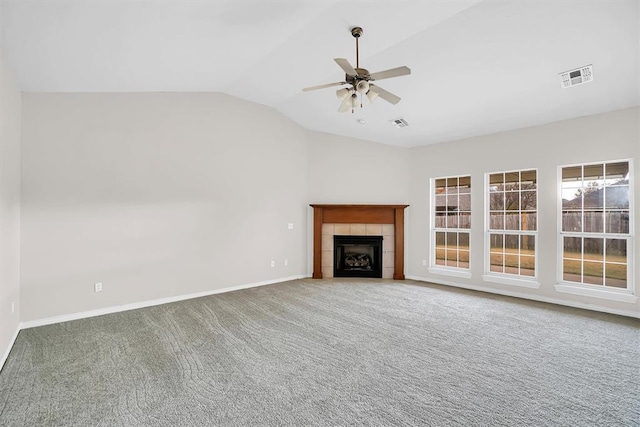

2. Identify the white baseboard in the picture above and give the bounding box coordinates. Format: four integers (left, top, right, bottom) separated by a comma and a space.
406, 275, 640, 319
20, 275, 307, 330
0, 325, 21, 372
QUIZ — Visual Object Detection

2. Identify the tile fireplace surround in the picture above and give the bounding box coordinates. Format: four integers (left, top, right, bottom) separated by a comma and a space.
310, 204, 409, 280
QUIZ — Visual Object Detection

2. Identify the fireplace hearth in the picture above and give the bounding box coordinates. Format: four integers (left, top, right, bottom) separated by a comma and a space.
333, 235, 383, 278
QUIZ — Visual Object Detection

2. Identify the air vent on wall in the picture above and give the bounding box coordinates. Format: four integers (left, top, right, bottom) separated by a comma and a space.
390, 118, 409, 128
559, 65, 593, 88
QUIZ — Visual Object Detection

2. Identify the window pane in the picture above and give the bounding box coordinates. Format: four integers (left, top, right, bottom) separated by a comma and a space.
605, 211, 629, 234
583, 237, 603, 261
605, 239, 627, 261
605, 161, 629, 183
562, 211, 582, 232
605, 186, 629, 209
490, 193, 504, 210
505, 192, 520, 210
562, 193, 582, 210
459, 250, 469, 269
459, 232, 469, 249
490, 234, 503, 252
520, 170, 537, 190
522, 213, 537, 231
562, 165, 582, 183
505, 212, 520, 230
504, 172, 520, 191
563, 258, 581, 282
435, 178, 446, 190
435, 232, 445, 265
446, 232, 457, 248
490, 212, 504, 230
458, 176, 471, 193
458, 193, 471, 211
435, 212, 446, 228
435, 195, 446, 209
521, 191, 536, 210
583, 211, 603, 233
459, 212, 471, 229
605, 263, 627, 288
489, 173, 504, 190
505, 254, 519, 274
520, 256, 535, 276
583, 188, 603, 209
447, 213, 459, 228
505, 234, 519, 252
446, 249, 458, 266
563, 237, 582, 259
583, 262, 604, 285
447, 194, 458, 209
490, 254, 504, 273
583, 164, 604, 184
520, 235, 535, 254
447, 177, 459, 192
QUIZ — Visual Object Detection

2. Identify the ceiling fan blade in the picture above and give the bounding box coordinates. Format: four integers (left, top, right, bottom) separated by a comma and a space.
369, 66, 411, 81
369, 85, 401, 105
334, 58, 358, 76
302, 81, 347, 92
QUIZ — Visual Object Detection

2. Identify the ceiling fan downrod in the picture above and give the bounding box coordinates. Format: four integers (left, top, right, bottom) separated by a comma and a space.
352, 26, 363, 69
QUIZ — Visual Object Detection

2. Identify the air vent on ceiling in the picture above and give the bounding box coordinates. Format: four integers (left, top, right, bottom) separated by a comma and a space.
559, 65, 593, 88
390, 118, 409, 128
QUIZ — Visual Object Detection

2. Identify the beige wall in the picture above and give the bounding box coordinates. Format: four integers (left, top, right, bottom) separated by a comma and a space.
0, 51, 22, 363
307, 131, 410, 204
20, 93, 308, 321
407, 107, 640, 316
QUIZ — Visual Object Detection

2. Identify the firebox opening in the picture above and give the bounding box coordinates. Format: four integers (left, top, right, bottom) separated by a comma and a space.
333, 235, 383, 278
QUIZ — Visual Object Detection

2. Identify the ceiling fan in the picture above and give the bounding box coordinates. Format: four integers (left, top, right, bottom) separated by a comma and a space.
302, 26, 411, 113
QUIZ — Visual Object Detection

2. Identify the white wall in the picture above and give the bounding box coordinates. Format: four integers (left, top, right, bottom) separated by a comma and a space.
407, 107, 640, 316
0, 50, 22, 364
20, 93, 308, 321
307, 131, 410, 204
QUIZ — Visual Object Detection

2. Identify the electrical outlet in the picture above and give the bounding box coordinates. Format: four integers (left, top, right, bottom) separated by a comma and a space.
270, 261, 275, 267
287, 223, 294, 230
284, 259, 288, 266
94, 282, 103, 293
11, 301, 15, 314
422, 259, 427, 266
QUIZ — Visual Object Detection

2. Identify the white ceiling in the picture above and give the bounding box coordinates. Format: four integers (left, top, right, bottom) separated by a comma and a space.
2, 0, 639, 147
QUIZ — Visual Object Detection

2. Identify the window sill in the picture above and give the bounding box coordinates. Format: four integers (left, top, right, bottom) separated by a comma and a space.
482, 274, 541, 289
554, 283, 638, 304
428, 267, 472, 279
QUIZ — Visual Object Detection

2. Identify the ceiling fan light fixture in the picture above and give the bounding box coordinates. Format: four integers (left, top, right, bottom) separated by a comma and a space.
350, 93, 358, 108
336, 87, 350, 101
366, 90, 379, 103
356, 80, 369, 94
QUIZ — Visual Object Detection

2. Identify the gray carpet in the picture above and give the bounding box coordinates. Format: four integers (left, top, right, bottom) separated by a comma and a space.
0, 279, 639, 426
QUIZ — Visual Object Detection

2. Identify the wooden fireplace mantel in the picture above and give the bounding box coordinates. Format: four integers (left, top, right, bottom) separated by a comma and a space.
310, 204, 409, 280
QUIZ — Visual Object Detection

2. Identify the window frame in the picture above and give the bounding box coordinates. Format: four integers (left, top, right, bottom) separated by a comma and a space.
483, 168, 540, 288
555, 159, 636, 303
429, 175, 472, 278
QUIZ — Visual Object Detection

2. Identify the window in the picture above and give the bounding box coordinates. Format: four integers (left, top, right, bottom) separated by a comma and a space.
559, 161, 632, 293
486, 170, 537, 278
432, 176, 470, 270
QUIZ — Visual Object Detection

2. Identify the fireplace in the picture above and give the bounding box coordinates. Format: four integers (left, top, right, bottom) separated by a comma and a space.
333, 235, 383, 278
310, 204, 409, 280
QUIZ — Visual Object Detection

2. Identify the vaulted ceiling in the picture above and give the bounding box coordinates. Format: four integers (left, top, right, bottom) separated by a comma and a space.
2, 0, 638, 147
